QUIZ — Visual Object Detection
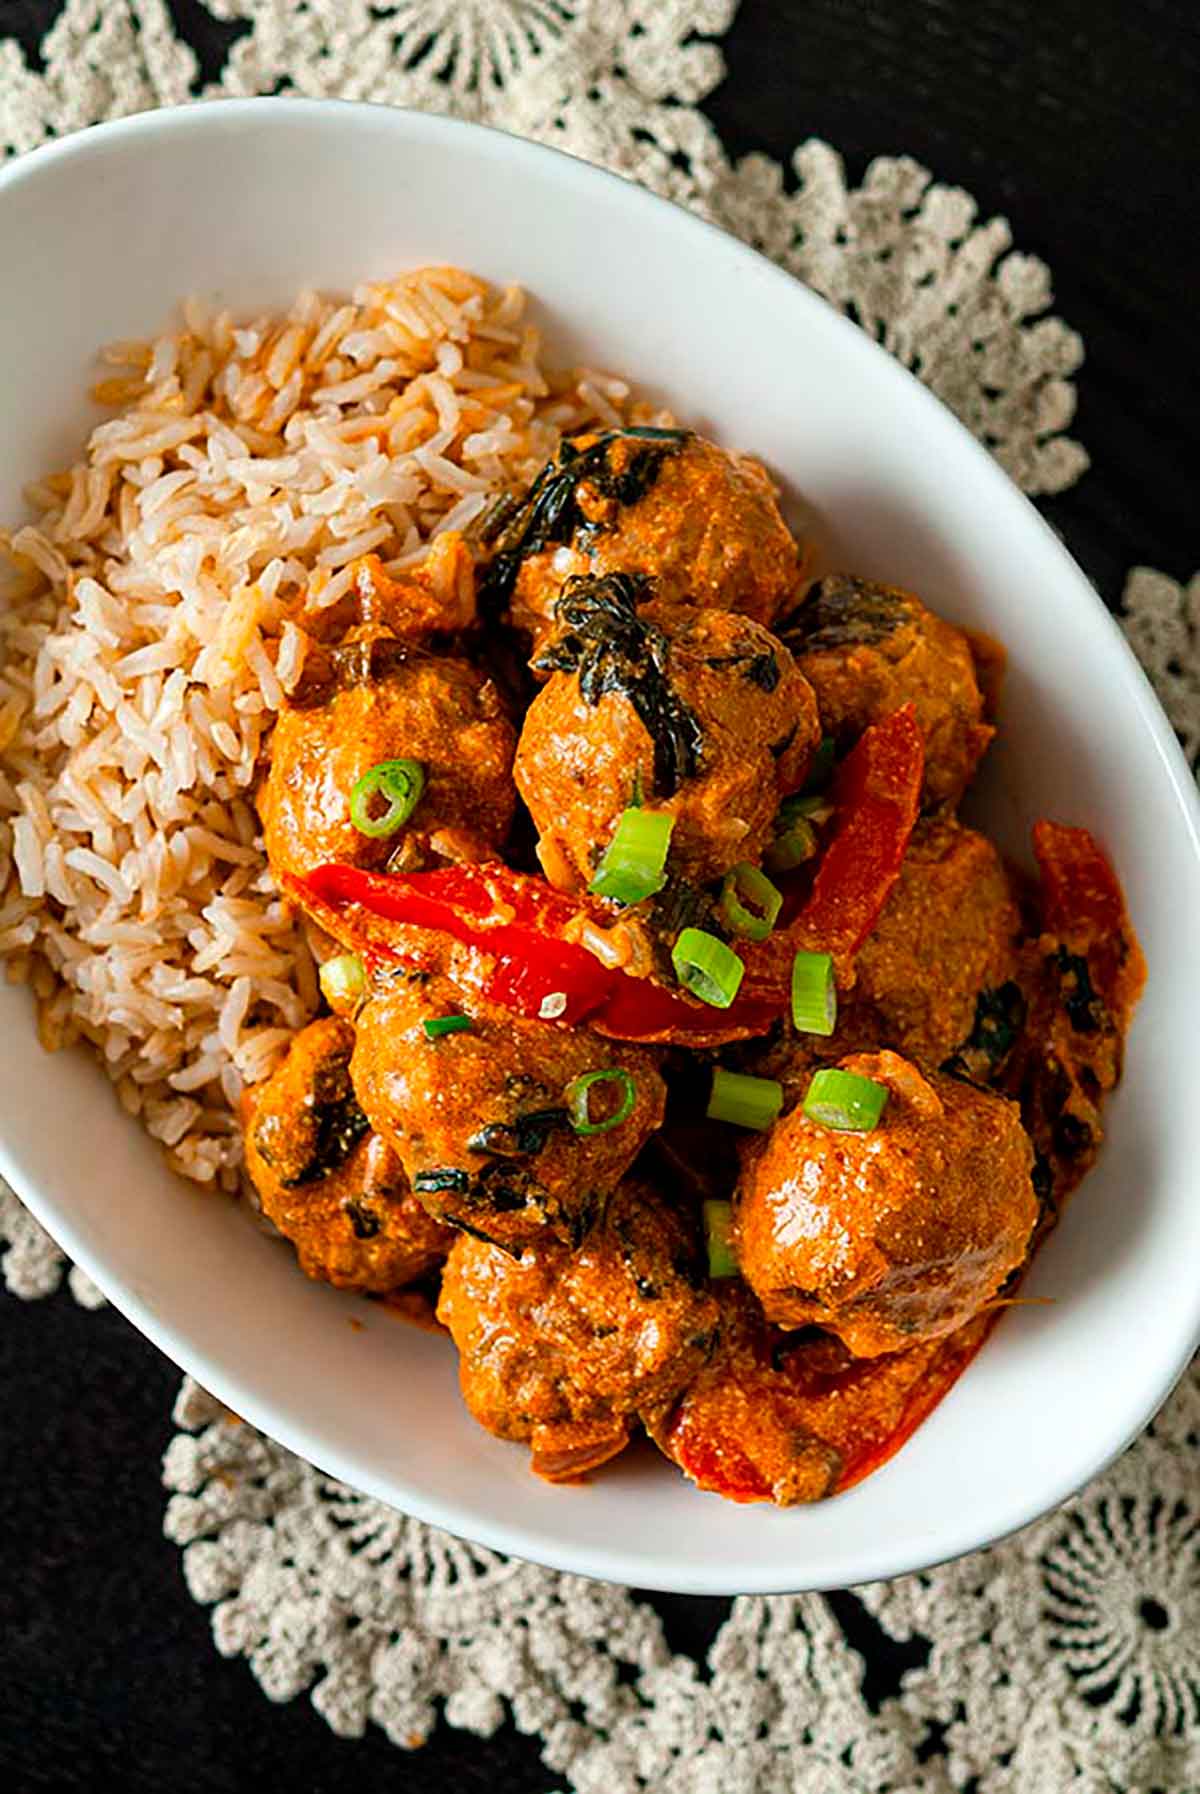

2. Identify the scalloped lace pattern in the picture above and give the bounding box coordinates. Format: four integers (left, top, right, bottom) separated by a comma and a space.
2, 3, 1198, 1789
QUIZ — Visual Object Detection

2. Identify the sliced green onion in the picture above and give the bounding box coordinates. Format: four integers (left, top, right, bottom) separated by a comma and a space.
318, 952, 364, 1012
706, 1067, 783, 1132
588, 806, 674, 905
802, 1067, 889, 1132
765, 816, 816, 873
719, 863, 783, 942
703, 1199, 738, 1279
781, 792, 833, 823
791, 950, 837, 1037
566, 1067, 637, 1136
422, 1014, 472, 1040
802, 735, 836, 792
349, 757, 425, 838
671, 927, 745, 1008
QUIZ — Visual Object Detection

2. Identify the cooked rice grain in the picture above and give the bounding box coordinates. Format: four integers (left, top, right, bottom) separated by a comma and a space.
0, 268, 666, 1192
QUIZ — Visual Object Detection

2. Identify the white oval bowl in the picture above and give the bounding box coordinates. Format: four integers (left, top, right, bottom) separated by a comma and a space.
1, 100, 1197, 1596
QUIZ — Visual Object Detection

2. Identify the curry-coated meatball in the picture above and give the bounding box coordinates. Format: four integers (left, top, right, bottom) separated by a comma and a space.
779, 574, 993, 809
350, 970, 667, 1252
437, 1177, 719, 1479
734, 1049, 1037, 1356
260, 631, 515, 885
243, 1018, 454, 1292
734, 824, 1023, 1098
853, 818, 1022, 1067
493, 428, 805, 648
513, 575, 820, 892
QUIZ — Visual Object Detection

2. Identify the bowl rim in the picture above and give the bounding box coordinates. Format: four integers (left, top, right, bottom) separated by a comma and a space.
2, 96, 1199, 1595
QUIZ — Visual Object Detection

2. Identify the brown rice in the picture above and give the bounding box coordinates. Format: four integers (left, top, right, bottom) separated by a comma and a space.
0, 267, 657, 1190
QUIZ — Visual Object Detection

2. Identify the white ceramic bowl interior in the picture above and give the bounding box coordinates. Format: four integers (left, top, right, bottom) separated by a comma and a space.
1, 101, 1198, 1595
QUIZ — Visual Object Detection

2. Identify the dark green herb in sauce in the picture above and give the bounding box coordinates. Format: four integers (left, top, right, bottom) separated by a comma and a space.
778, 574, 912, 654
1049, 947, 1108, 1035
259, 1047, 371, 1188
467, 1108, 568, 1157
941, 981, 1027, 1084
472, 1161, 539, 1213
342, 1198, 381, 1240
702, 648, 781, 691
439, 1211, 517, 1253
535, 572, 703, 797
413, 1168, 471, 1195
479, 426, 689, 612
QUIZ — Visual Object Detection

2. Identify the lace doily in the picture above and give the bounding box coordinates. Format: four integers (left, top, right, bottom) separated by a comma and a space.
161, 1365, 1200, 1793
2, 4, 1198, 1791
1121, 567, 1200, 770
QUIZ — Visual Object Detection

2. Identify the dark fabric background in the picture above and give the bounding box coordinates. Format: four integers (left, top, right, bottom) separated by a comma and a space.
0, 3, 1196, 1789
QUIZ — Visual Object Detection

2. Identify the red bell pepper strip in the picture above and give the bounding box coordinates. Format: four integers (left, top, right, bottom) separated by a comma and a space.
655, 1284, 991, 1505
1032, 820, 1127, 941
833, 1313, 991, 1492
791, 701, 924, 967
293, 860, 781, 1045
1031, 819, 1145, 1015
297, 861, 612, 1027
290, 707, 924, 1044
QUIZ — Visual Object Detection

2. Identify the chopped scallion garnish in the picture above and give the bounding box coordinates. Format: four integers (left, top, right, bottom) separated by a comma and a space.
588, 806, 674, 905
702, 1199, 738, 1279
349, 757, 425, 838
791, 950, 837, 1037
422, 1014, 472, 1040
671, 927, 745, 1009
802, 1067, 889, 1132
318, 952, 364, 1012
719, 862, 783, 942
782, 792, 833, 823
765, 816, 816, 873
706, 1067, 783, 1132
566, 1067, 637, 1136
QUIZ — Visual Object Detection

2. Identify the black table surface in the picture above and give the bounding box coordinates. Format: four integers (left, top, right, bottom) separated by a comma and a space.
1, 3, 1197, 1790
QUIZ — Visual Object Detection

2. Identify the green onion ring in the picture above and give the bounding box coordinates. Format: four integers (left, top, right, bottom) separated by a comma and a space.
706, 1067, 784, 1132
588, 806, 675, 905
802, 1067, 889, 1132
566, 1067, 638, 1136
702, 1199, 738, 1279
791, 950, 838, 1038
671, 927, 745, 1008
719, 862, 783, 942
349, 757, 425, 838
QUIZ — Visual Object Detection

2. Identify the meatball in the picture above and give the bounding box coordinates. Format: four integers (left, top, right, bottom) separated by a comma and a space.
260, 631, 515, 885
243, 1017, 454, 1292
734, 1049, 1037, 1355
652, 1281, 989, 1505
350, 970, 667, 1252
734, 823, 1023, 1096
514, 575, 820, 892
853, 818, 1023, 1068
779, 574, 993, 808
437, 1177, 719, 1479
494, 428, 805, 648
